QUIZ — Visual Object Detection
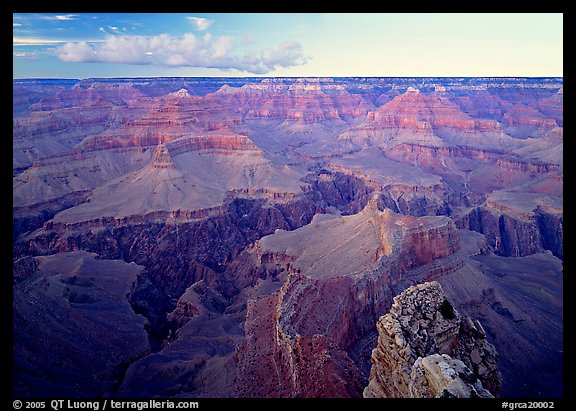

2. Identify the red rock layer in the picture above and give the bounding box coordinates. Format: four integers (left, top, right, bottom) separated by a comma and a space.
235, 286, 367, 397
349, 88, 503, 136
203, 81, 372, 123
445, 90, 511, 121
537, 89, 563, 126
233, 203, 464, 397
501, 104, 558, 137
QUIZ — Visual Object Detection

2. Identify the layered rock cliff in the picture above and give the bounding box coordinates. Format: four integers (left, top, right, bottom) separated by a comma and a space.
364, 281, 500, 398
204, 79, 373, 124
13, 77, 562, 398
337, 87, 519, 151
232, 200, 464, 397
456, 190, 563, 259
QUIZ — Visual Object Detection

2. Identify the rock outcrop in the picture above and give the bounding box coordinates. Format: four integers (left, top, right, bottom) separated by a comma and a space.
232, 200, 464, 397
437, 251, 563, 397
456, 191, 563, 259
364, 281, 501, 398
408, 354, 494, 398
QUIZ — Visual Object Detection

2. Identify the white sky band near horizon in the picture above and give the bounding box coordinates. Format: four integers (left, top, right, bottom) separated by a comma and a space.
13, 13, 563, 78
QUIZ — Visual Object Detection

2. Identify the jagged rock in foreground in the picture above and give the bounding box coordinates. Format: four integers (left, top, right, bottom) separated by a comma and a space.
364, 281, 500, 398
409, 354, 493, 398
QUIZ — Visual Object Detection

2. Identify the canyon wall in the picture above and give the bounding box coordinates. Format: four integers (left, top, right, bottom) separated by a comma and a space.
13, 77, 562, 398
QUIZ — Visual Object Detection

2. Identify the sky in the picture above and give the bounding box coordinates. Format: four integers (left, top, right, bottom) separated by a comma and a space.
13, 13, 563, 79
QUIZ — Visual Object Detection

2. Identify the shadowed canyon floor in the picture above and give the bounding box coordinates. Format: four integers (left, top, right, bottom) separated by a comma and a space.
13, 77, 562, 398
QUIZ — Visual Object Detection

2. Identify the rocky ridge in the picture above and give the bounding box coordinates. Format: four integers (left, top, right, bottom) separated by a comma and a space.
364, 281, 500, 398
231, 199, 464, 397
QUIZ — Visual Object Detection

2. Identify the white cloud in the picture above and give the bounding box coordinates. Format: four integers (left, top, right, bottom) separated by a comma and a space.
261, 41, 309, 67
13, 37, 69, 46
52, 33, 310, 74
13, 50, 44, 61
54, 41, 96, 62
55, 14, 79, 21
14, 36, 104, 47
186, 16, 214, 31
39, 14, 79, 21
13, 23, 22, 27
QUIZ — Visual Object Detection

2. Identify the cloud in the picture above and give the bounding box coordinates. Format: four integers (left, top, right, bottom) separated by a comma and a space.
13, 51, 40, 61
55, 14, 79, 21
52, 33, 310, 74
262, 41, 309, 68
14, 36, 104, 47
54, 41, 97, 62
13, 37, 70, 46
39, 14, 79, 21
187, 16, 214, 31
242, 32, 256, 45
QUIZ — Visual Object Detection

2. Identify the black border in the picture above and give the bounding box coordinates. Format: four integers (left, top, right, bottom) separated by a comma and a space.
6, 3, 570, 408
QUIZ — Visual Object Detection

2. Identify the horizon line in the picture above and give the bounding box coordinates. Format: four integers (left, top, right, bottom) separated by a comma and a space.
13, 75, 565, 80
